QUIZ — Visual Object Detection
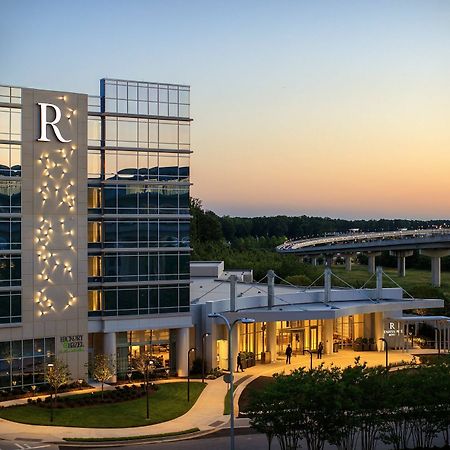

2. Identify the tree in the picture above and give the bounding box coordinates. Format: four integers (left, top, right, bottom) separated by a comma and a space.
45, 359, 71, 422
132, 352, 157, 420
91, 353, 115, 400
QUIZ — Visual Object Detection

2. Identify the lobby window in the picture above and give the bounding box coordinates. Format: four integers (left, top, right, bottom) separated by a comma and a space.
88, 187, 102, 209
0, 144, 21, 177
88, 221, 102, 243
88, 290, 103, 313
0, 107, 21, 141
0, 337, 55, 388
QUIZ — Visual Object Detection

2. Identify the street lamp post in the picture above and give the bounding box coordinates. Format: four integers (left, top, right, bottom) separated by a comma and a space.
304, 350, 313, 371
47, 363, 54, 423
187, 347, 196, 402
379, 338, 389, 368
208, 312, 255, 450
201, 332, 210, 384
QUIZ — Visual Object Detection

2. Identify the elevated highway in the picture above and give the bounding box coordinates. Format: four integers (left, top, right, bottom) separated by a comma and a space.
277, 229, 450, 287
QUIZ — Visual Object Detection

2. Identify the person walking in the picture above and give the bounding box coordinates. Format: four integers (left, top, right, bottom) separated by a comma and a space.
317, 342, 324, 359
285, 343, 292, 364
237, 352, 244, 372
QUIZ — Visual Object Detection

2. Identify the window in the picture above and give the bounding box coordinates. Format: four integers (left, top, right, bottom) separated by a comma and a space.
88, 284, 189, 317
0, 337, 55, 388
88, 221, 102, 243
88, 255, 102, 278
0, 255, 21, 286
88, 150, 101, 179
0, 292, 21, 323
0, 86, 21, 105
88, 187, 102, 209
101, 79, 190, 120
88, 116, 101, 146
0, 219, 21, 250
0, 107, 21, 141
88, 290, 102, 313
0, 144, 21, 177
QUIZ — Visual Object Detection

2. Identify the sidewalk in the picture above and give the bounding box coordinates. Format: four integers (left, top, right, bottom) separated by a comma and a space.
0, 350, 413, 442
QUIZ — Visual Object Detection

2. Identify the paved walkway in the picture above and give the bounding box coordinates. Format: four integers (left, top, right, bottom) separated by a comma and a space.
0, 350, 414, 442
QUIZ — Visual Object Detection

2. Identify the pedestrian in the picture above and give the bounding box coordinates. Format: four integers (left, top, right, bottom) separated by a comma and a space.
317, 342, 324, 359
285, 343, 292, 364
237, 352, 244, 372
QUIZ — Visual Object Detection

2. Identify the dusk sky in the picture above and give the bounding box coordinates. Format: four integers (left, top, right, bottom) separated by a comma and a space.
2, 1, 449, 219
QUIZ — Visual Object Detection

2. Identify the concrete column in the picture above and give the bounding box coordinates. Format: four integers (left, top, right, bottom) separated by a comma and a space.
322, 319, 334, 355
176, 327, 190, 377
325, 255, 333, 267
103, 332, 117, 383
311, 256, 319, 266
376, 266, 383, 300
230, 324, 240, 372
367, 252, 381, 274
266, 321, 277, 362
389, 250, 413, 277
420, 249, 450, 288
344, 254, 352, 271
373, 312, 384, 351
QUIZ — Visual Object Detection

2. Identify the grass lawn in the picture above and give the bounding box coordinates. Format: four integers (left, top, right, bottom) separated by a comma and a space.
331, 264, 450, 291
0, 382, 205, 428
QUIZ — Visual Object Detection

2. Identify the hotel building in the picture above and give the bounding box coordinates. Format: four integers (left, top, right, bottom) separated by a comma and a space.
0, 78, 192, 388
0, 78, 448, 391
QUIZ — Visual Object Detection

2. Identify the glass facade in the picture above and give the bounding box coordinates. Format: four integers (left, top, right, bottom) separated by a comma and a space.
0, 86, 21, 325
0, 338, 55, 387
88, 78, 191, 317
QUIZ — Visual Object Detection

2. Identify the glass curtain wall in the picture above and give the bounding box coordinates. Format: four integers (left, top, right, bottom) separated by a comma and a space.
87, 79, 191, 317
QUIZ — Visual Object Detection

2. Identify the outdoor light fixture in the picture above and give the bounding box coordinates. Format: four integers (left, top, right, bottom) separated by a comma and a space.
208, 312, 256, 450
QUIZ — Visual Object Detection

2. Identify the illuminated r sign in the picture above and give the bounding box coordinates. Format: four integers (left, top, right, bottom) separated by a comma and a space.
37, 103, 72, 143
389, 322, 395, 330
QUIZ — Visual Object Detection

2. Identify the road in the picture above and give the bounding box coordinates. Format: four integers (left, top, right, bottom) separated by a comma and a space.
107, 433, 279, 450
0, 441, 56, 450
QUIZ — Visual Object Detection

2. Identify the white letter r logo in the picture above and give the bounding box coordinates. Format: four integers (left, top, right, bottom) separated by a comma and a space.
37, 103, 72, 143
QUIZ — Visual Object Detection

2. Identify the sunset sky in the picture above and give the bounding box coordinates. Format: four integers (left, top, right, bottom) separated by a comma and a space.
2, 1, 449, 219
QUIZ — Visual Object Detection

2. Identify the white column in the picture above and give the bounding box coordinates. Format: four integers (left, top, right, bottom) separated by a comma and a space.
103, 332, 117, 383
367, 252, 381, 274
176, 327, 190, 377
230, 324, 240, 372
420, 249, 450, 288
322, 319, 334, 355
389, 250, 413, 277
374, 312, 384, 351
266, 321, 277, 362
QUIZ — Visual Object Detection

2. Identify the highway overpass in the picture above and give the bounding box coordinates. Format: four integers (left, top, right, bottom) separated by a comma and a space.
277, 229, 450, 287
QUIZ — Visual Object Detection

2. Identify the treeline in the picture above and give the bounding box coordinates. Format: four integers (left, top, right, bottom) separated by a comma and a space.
190, 199, 450, 274
191, 199, 449, 242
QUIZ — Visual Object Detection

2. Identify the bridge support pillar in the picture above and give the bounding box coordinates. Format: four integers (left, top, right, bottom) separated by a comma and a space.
420, 249, 450, 287
367, 251, 381, 274
343, 254, 353, 271
325, 255, 333, 267
390, 250, 413, 277
311, 255, 319, 266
